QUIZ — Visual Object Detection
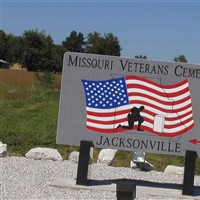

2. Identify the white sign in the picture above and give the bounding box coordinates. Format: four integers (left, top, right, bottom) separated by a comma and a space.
57, 52, 200, 157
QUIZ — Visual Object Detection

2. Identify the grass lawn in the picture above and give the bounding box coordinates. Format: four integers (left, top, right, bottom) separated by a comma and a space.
0, 69, 77, 158
0, 69, 199, 175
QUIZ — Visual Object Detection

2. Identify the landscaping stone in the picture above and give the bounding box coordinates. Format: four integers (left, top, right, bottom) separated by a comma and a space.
97, 149, 117, 165
68, 151, 79, 163
164, 165, 184, 175
90, 147, 94, 160
68, 148, 93, 163
25, 147, 62, 161
0, 141, 8, 157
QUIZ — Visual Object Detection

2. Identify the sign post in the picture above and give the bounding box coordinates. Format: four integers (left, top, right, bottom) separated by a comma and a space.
182, 151, 197, 195
57, 52, 200, 195
76, 140, 93, 185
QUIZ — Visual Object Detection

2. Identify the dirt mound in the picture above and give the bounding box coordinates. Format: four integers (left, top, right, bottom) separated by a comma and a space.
9, 63, 26, 71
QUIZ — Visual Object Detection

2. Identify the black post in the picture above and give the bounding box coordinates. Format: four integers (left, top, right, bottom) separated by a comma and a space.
117, 182, 136, 200
76, 140, 93, 185
182, 150, 197, 196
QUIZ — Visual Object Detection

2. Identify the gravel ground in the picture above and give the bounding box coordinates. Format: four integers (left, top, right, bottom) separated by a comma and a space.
1, 156, 200, 200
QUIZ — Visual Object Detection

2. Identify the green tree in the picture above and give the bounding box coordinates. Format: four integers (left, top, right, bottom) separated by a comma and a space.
0, 30, 8, 67
51, 44, 65, 73
173, 55, 187, 63
38, 35, 54, 71
85, 31, 102, 54
62, 30, 85, 53
103, 33, 121, 56
135, 55, 147, 59
21, 29, 54, 71
6, 34, 23, 65
1, 29, 122, 71
85, 31, 121, 56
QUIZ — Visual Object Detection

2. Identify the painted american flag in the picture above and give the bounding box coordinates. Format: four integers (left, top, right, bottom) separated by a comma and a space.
82, 76, 195, 137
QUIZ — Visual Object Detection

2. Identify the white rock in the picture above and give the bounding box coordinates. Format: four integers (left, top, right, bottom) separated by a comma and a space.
164, 165, 184, 175
90, 147, 94, 160
97, 149, 117, 165
68, 148, 94, 163
68, 151, 79, 163
0, 142, 8, 157
25, 147, 62, 161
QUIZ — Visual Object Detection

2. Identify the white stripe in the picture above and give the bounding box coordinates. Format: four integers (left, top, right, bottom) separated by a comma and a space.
129, 96, 174, 110
87, 113, 192, 127
163, 83, 189, 93
128, 88, 190, 101
87, 104, 134, 113
163, 120, 194, 133
87, 120, 194, 132
87, 122, 116, 129
177, 107, 193, 116
87, 114, 116, 121
87, 95, 192, 115
172, 99, 192, 110
126, 79, 189, 93
87, 107, 116, 113
87, 121, 153, 129
87, 105, 193, 122
164, 113, 194, 125
130, 96, 192, 111
129, 105, 189, 118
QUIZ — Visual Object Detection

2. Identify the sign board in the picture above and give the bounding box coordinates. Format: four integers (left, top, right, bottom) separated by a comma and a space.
57, 52, 200, 157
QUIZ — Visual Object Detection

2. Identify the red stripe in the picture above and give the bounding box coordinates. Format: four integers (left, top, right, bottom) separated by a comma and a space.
87, 109, 129, 117
86, 123, 194, 137
87, 109, 193, 125
145, 123, 195, 137
86, 125, 139, 134
87, 99, 192, 118
126, 76, 188, 89
165, 110, 193, 121
87, 125, 120, 134
129, 100, 192, 114
87, 117, 126, 125
127, 84, 189, 98
87, 114, 193, 128
143, 110, 193, 121
137, 117, 194, 130
129, 92, 191, 106
164, 117, 194, 129
85, 76, 194, 136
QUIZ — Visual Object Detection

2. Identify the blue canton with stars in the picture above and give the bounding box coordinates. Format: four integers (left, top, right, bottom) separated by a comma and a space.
82, 77, 129, 109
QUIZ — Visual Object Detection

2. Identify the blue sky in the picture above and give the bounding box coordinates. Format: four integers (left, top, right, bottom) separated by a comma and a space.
1, 0, 200, 64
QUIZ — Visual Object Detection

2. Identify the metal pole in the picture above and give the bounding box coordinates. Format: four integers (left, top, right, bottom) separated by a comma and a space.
182, 150, 197, 195
76, 140, 93, 185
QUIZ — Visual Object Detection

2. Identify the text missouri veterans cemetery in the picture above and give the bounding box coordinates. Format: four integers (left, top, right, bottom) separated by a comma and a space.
68, 55, 200, 78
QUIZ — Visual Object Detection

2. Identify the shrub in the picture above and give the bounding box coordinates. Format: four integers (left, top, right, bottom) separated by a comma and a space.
35, 71, 57, 90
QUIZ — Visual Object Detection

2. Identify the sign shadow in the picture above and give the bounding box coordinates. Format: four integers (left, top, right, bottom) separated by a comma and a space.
87, 178, 200, 197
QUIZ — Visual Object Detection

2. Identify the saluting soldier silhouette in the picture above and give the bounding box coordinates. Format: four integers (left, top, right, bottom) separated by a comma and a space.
117, 106, 145, 131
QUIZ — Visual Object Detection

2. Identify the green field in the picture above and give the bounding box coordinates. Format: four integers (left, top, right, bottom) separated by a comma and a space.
1, 69, 199, 174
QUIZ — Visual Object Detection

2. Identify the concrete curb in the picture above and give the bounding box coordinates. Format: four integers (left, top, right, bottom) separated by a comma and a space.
50, 178, 200, 199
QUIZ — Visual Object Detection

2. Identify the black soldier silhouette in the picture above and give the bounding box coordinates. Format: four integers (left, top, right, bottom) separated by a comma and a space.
117, 106, 145, 131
